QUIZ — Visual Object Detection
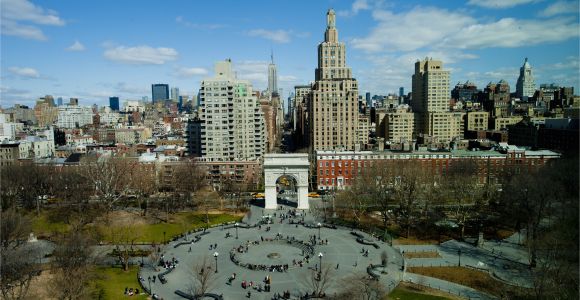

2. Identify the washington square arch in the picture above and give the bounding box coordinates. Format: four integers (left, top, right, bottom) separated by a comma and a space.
263, 154, 310, 209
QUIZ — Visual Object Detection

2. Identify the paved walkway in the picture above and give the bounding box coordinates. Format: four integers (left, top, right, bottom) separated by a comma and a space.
396, 230, 534, 295
139, 201, 403, 300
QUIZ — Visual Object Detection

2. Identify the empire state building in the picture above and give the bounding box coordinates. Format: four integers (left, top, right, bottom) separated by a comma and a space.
309, 9, 359, 151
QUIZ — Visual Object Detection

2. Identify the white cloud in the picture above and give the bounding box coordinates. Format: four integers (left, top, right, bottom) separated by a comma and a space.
176, 67, 209, 77
467, 0, 541, 9
0, 0, 65, 40
338, 0, 371, 17
539, 1, 579, 17
351, 7, 474, 52
66, 40, 86, 51
8, 66, 40, 78
351, 7, 579, 53
279, 75, 298, 82
445, 17, 579, 49
103, 45, 178, 65
247, 29, 292, 43
115, 82, 149, 94
175, 16, 226, 30
233, 61, 269, 88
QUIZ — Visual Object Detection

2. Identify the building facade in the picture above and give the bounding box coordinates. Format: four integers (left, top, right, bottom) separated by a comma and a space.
56, 106, 94, 129
199, 59, 266, 161
411, 58, 452, 143
152, 84, 169, 104
309, 9, 359, 152
315, 148, 560, 190
268, 52, 278, 96
516, 58, 536, 100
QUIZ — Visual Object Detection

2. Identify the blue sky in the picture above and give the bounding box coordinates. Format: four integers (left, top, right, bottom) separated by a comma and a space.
1, 0, 579, 108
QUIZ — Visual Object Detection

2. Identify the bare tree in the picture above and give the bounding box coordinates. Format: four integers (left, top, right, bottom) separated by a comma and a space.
392, 160, 425, 238
444, 159, 482, 240
0, 247, 41, 300
0, 209, 32, 250
109, 224, 141, 271
50, 229, 95, 300
188, 256, 217, 297
302, 264, 334, 297
331, 273, 386, 300
82, 155, 136, 212
0, 209, 38, 300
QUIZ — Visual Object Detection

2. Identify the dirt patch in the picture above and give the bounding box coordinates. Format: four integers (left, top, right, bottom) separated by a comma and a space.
394, 237, 446, 245
397, 282, 465, 300
24, 270, 56, 300
404, 251, 441, 259
407, 266, 530, 298
103, 210, 152, 227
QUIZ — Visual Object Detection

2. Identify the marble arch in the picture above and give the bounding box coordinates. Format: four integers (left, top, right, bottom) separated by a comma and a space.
263, 154, 309, 209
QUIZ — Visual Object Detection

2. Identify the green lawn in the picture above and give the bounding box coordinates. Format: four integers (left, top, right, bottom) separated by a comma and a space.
92, 266, 148, 300
31, 213, 70, 237
101, 213, 243, 243
388, 286, 453, 300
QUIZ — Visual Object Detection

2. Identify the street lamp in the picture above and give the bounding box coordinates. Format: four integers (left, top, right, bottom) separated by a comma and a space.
458, 248, 462, 267
148, 276, 152, 295
213, 252, 219, 273
235, 223, 239, 239
318, 252, 323, 273
317, 222, 322, 240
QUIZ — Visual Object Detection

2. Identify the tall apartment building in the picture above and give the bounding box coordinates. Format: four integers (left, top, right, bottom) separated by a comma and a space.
376, 105, 415, 143
268, 52, 278, 96
516, 58, 536, 100
199, 59, 266, 161
152, 84, 169, 104
309, 9, 359, 151
56, 106, 94, 129
171, 87, 180, 102
412, 58, 458, 144
483, 80, 511, 118
412, 58, 450, 114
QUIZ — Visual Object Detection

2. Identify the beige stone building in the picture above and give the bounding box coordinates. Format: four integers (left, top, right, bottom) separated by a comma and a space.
411, 58, 457, 144
493, 116, 524, 130
309, 9, 359, 151
426, 112, 465, 143
466, 111, 489, 132
377, 106, 415, 143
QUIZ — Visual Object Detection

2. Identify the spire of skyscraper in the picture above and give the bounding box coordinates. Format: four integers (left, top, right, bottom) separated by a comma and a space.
268, 50, 278, 96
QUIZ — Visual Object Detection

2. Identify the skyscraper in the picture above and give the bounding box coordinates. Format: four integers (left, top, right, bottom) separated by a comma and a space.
198, 59, 266, 161
268, 51, 278, 96
365, 92, 371, 108
399, 87, 404, 98
411, 58, 461, 143
57, 97, 63, 106
516, 57, 536, 100
309, 9, 359, 151
171, 87, 180, 102
109, 96, 120, 111
152, 84, 169, 104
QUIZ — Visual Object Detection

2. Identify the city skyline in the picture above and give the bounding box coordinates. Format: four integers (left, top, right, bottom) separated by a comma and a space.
1, 0, 579, 108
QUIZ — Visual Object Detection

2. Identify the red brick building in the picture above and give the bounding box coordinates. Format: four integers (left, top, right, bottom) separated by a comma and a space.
315, 145, 560, 191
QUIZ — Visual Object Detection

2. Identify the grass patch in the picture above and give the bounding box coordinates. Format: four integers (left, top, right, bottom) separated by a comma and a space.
388, 282, 458, 300
92, 266, 148, 300
31, 213, 70, 238
404, 251, 441, 259
100, 212, 242, 243
407, 266, 529, 298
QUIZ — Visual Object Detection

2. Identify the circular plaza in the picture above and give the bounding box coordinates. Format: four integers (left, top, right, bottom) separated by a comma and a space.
139, 201, 403, 300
